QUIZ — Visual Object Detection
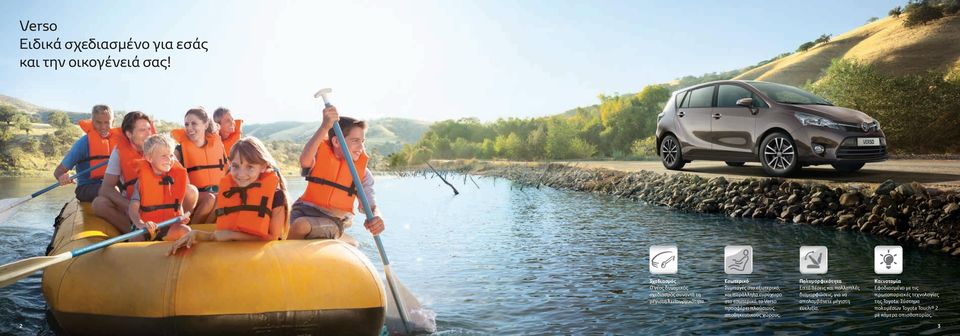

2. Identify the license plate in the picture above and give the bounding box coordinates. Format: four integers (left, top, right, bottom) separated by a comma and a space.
857, 138, 880, 146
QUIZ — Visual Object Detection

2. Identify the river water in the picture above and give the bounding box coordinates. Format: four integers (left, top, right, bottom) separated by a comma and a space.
1, 175, 958, 335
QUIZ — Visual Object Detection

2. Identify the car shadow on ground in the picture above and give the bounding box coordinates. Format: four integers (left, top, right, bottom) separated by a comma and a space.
678, 163, 960, 185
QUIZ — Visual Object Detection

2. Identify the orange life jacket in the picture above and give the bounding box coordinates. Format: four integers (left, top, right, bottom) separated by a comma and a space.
170, 129, 226, 192
110, 124, 156, 197
136, 160, 187, 224
77, 120, 120, 180
214, 171, 281, 240
301, 140, 367, 213
221, 119, 243, 157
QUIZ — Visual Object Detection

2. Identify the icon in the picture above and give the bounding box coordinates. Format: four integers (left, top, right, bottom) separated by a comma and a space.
725, 246, 753, 274
800, 246, 828, 274
875, 245, 902, 274
649, 245, 678, 274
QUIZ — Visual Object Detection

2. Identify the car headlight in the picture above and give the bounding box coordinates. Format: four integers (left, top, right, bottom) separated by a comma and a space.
795, 112, 843, 130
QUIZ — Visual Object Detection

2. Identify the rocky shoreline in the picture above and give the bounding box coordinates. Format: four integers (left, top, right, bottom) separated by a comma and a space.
437, 161, 960, 256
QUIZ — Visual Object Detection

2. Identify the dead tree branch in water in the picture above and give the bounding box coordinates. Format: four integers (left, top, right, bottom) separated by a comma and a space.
427, 162, 459, 195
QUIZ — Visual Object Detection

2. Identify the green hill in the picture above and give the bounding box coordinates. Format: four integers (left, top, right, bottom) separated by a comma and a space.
0, 94, 87, 123
243, 117, 431, 156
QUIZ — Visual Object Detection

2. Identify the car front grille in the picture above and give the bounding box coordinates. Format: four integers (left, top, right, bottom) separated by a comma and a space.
838, 121, 880, 133
836, 145, 887, 159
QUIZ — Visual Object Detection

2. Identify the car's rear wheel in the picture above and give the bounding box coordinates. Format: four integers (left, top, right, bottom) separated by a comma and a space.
759, 132, 800, 177
725, 161, 745, 167
831, 162, 865, 173
660, 135, 686, 170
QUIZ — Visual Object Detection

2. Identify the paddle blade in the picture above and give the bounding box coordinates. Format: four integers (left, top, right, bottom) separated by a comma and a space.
0, 196, 31, 223
0, 252, 71, 288
384, 276, 436, 335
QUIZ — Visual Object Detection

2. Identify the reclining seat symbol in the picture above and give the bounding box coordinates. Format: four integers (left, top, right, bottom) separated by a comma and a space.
725, 246, 753, 274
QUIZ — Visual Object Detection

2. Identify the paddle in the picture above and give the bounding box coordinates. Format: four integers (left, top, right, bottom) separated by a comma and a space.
314, 88, 434, 335
0, 213, 188, 288
0, 161, 109, 223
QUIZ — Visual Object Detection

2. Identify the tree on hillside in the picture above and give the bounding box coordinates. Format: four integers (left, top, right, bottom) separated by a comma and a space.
15, 113, 31, 134
904, 0, 944, 27
890, 6, 903, 17
48, 111, 72, 129
797, 41, 816, 52
814, 34, 831, 44
0, 105, 18, 126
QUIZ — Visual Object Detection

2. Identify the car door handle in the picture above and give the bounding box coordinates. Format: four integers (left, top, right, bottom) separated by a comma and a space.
712, 113, 722, 119
677, 111, 685, 118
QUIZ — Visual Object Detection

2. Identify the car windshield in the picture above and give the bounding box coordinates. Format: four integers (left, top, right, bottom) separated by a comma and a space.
749, 82, 832, 105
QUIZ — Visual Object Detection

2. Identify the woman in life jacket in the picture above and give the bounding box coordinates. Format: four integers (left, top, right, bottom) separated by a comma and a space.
213, 107, 243, 157
171, 107, 226, 224
127, 134, 192, 242
168, 137, 291, 255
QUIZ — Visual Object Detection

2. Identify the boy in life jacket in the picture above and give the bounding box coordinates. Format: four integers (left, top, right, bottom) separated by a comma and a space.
167, 137, 291, 254
287, 105, 385, 243
127, 134, 192, 242
170, 108, 226, 224
92, 111, 199, 234
213, 107, 243, 157
53, 105, 119, 202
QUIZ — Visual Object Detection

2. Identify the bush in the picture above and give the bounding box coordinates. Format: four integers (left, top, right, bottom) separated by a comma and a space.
867, 16, 879, 23
567, 138, 597, 159
797, 41, 816, 52
814, 34, 831, 44
904, 1, 944, 27
944, 0, 960, 14
890, 6, 903, 17
809, 58, 960, 153
450, 137, 480, 158
23, 137, 40, 153
630, 136, 657, 159
407, 147, 433, 165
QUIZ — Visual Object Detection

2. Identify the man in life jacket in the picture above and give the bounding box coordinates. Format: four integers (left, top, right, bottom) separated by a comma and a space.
287, 105, 385, 241
213, 107, 243, 156
53, 105, 118, 202
91, 111, 200, 234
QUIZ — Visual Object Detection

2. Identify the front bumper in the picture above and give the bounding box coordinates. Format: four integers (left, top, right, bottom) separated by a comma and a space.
792, 127, 888, 166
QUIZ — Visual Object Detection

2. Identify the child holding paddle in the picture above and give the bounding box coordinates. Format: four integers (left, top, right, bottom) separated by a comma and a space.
168, 137, 290, 254
287, 104, 384, 242
128, 134, 192, 242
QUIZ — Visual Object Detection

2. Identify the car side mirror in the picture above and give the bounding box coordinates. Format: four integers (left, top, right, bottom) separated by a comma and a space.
736, 98, 759, 115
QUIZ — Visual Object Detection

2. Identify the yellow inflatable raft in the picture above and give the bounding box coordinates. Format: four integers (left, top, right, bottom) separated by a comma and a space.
42, 200, 386, 335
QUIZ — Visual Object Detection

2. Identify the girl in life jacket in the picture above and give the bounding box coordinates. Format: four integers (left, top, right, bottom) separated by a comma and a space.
171, 107, 227, 224
127, 134, 192, 242
168, 137, 291, 255
213, 107, 243, 157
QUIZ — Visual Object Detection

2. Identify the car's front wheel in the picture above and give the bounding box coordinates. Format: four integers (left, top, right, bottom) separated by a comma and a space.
832, 162, 865, 173
660, 134, 686, 170
759, 132, 800, 177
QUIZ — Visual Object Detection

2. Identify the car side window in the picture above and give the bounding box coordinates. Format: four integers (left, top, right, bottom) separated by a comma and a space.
718, 84, 769, 108
681, 90, 692, 108
676, 91, 689, 109
688, 86, 714, 108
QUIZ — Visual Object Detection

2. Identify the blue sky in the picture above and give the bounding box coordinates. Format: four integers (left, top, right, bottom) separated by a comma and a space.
1, 0, 902, 124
